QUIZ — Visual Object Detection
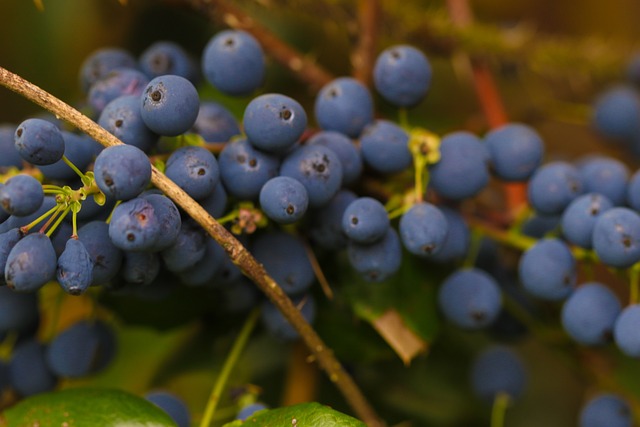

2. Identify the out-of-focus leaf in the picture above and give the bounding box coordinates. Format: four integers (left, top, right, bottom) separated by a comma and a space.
1, 388, 176, 427
221, 402, 366, 427
371, 309, 427, 365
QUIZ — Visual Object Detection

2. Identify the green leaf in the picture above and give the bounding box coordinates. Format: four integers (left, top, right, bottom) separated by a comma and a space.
221, 402, 366, 427
1, 387, 177, 427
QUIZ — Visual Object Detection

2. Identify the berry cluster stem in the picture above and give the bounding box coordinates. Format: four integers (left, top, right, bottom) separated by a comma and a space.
0, 66, 383, 427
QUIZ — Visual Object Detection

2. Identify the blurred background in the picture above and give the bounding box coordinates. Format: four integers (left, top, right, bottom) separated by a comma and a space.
2, 1, 640, 426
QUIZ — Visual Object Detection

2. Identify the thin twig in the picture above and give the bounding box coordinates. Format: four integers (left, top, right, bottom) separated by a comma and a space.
0, 66, 383, 427
177, 0, 334, 92
352, 0, 380, 86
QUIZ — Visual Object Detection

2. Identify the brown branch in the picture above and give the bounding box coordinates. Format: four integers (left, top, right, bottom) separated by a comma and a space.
445, 0, 527, 214
0, 66, 383, 427
352, 0, 380, 86
179, 0, 334, 92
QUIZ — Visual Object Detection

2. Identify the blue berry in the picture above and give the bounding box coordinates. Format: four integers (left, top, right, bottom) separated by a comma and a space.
202, 30, 265, 96
121, 251, 161, 286
578, 157, 629, 206
259, 176, 309, 224
527, 161, 583, 215
359, 120, 411, 174
399, 202, 449, 257
243, 93, 307, 153
78, 220, 123, 285
627, 169, 640, 211
94, 145, 151, 201
347, 228, 402, 282
165, 146, 219, 200
161, 219, 207, 273
280, 144, 343, 208
252, 231, 314, 296
470, 346, 527, 401
199, 181, 228, 219
5, 233, 57, 292
108, 197, 161, 252
56, 238, 94, 296
140, 75, 200, 136
307, 131, 363, 185
307, 189, 357, 250
438, 268, 502, 329
592, 207, 640, 268
0, 124, 25, 169
14, 118, 65, 166
518, 238, 576, 300
592, 85, 640, 141
561, 283, 621, 345
145, 391, 191, 427
0, 174, 44, 217
429, 131, 490, 200
314, 77, 374, 138
484, 123, 544, 181
98, 95, 158, 153
218, 138, 280, 200
614, 304, 640, 357
191, 101, 241, 143
342, 197, 389, 244
139, 193, 182, 251
79, 47, 137, 93
139, 41, 199, 84
261, 294, 316, 341
0, 284, 38, 335
46, 320, 117, 378
88, 68, 149, 114
373, 45, 431, 107
520, 213, 561, 238
430, 206, 470, 263
9, 339, 57, 396
38, 131, 97, 181
561, 193, 613, 249
178, 237, 224, 287
579, 394, 632, 427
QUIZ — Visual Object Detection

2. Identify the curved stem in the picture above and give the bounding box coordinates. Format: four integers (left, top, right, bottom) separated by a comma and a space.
0, 66, 383, 427
491, 392, 510, 427
629, 264, 640, 305
61, 155, 86, 181
200, 307, 261, 427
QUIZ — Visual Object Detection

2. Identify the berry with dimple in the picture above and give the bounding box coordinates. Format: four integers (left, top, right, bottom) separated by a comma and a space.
0, 174, 43, 217
78, 221, 123, 286
561, 193, 613, 249
527, 161, 583, 215
307, 189, 357, 250
399, 202, 449, 257
243, 93, 307, 153
79, 47, 137, 93
88, 68, 149, 114
314, 77, 374, 138
347, 228, 402, 282
561, 282, 621, 345
121, 251, 161, 286
373, 44, 432, 107
140, 193, 182, 251
139, 41, 199, 84
342, 197, 389, 244
191, 101, 241, 143
218, 138, 280, 200
5, 233, 57, 293
438, 268, 502, 330
359, 120, 411, 175
140, 74, 200, 136
259, 176, 309, 224
98, 95, 158, 153
14, 118, 65, 166
202, 30, 265, 96
579, 394, 632, 427
307, 130, 362, 185
164, 146, 219, 200
108, 197, 161, 252
484, 123, 544, 181
161, 219, 207, 273
279, 144, 343, 208
518, 238, 576, 300
56, 238, 94, 296
592, 207, 640, 268
94, 144, 151, 201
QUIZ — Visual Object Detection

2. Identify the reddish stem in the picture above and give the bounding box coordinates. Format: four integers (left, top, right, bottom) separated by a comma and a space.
352, 0, 380, 86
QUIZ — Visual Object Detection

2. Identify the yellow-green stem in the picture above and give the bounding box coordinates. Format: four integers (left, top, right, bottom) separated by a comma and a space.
398, 108, 409, 130
199, 307, 261, 427
630, 264, 640, 305
45, 206, 70, 237
21, 204, 61, 234
61, 155, 86, 181
491, 392, 510, 427
105, 200, 122, 225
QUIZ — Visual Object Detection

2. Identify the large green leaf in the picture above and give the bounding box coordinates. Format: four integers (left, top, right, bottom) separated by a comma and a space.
222, 402, 365, 427
1, 388, 176, 427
